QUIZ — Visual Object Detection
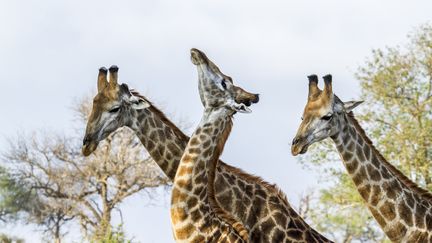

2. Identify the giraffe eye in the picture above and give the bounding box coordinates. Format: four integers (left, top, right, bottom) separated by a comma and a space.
109, 107, 120, 113
321, 114, 333, 121
221, 80, 227, 90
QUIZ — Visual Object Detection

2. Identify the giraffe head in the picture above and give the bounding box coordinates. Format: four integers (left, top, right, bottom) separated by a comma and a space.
291, 74, 363, 156
190, 48, 259, 113
82, 65, 151, 156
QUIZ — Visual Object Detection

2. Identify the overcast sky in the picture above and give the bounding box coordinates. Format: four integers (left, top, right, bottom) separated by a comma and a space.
1, 0, 431, 242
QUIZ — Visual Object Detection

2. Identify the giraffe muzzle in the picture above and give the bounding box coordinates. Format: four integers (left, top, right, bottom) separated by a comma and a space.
291, 136, 309, 156
82, 135, 99, 156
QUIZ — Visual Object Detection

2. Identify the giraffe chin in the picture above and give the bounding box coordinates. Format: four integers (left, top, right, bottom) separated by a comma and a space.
82, 142, 98, 157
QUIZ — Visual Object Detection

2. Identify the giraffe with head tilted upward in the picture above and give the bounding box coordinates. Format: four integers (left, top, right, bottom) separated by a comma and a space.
291, 74, 432, 242
170, 48, 260, 242
82, 64, 332, 242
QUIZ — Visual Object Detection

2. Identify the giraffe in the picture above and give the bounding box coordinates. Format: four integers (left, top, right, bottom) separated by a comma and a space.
169, 47, 261, 242
291, 74, 432, 242
82, 63, 332, 242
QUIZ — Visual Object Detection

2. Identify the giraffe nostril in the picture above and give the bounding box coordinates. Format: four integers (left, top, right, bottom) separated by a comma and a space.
83, 136, 90, 146
292, 137, 300, 145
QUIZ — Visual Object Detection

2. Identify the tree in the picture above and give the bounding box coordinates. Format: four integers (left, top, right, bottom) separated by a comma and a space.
0, 166, 34, 223
0, 233, 25, 243
1, 97, 170, 241
299, 23, 432, 242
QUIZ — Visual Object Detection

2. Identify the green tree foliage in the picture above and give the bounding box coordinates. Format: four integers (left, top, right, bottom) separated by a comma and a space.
0, 166, 38, 223
299, 23, 432, 242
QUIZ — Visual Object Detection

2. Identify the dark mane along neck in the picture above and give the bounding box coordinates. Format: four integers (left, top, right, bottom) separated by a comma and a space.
131, 89, 189, 142
347, 111, 432, 200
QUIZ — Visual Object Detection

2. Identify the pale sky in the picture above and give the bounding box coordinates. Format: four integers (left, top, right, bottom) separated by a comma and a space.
1, 0, 431, 242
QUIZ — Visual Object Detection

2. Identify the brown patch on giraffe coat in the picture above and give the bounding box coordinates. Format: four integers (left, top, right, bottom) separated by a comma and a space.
190, 234, 205, 243
385, 222, 407, 241
379, 202, 396, 221
189, 208, 201, 222
202, 140, 211, 148
367, 164, 382, 181
272, 228, 285, 243
176, 179, 192, 191
175, 223, 195, 240
369, 207, 386, 227
157, 129, 165, 141
358, 184, 371, 201
189, 137, 199, 146
342, 151, 353, 163
146, 140, 155, 151
186, 197, 198, 209
345, 159, 359, 174
382, 181, 397, 200
398, 202, 413, 225
187, 147, 201, 154
415, 206, 426, 229
177, 166, 193, 177
352, 166, 367, 185
426, 216, 432, 230
286, 229, 303, 240
171, 206, 188, 223
369, 185, 381, 205
181, 154, 193, 163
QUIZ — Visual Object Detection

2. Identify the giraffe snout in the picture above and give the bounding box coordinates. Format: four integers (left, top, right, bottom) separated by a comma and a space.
252, 94, 259, 104
83, 135, 90, 146
292, 137, 300, 146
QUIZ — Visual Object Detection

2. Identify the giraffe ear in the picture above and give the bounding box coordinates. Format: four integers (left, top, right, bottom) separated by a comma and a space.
343, 100, 363, 112
129, 95, 150, 110
119, 83, 150, 110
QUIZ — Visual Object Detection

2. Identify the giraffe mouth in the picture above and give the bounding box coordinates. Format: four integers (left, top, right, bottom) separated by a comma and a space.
82, 141, 99, 156
291, 139, 309, 156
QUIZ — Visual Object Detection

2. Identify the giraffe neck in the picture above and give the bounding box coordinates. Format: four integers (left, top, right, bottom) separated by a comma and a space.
171, 107, 247, 242
128, 106, 188, 180
126, 102, 331, 242
331, 112, 432, 241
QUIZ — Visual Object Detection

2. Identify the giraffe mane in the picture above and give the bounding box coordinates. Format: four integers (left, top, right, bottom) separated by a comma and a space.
130, 89, 189, 142
347, 111, 432, 201
221, 162, 291, 206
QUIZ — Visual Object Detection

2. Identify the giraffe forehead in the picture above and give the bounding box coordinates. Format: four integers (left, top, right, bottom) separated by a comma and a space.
94, 87, 121, 104
304, 97, 332, 115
